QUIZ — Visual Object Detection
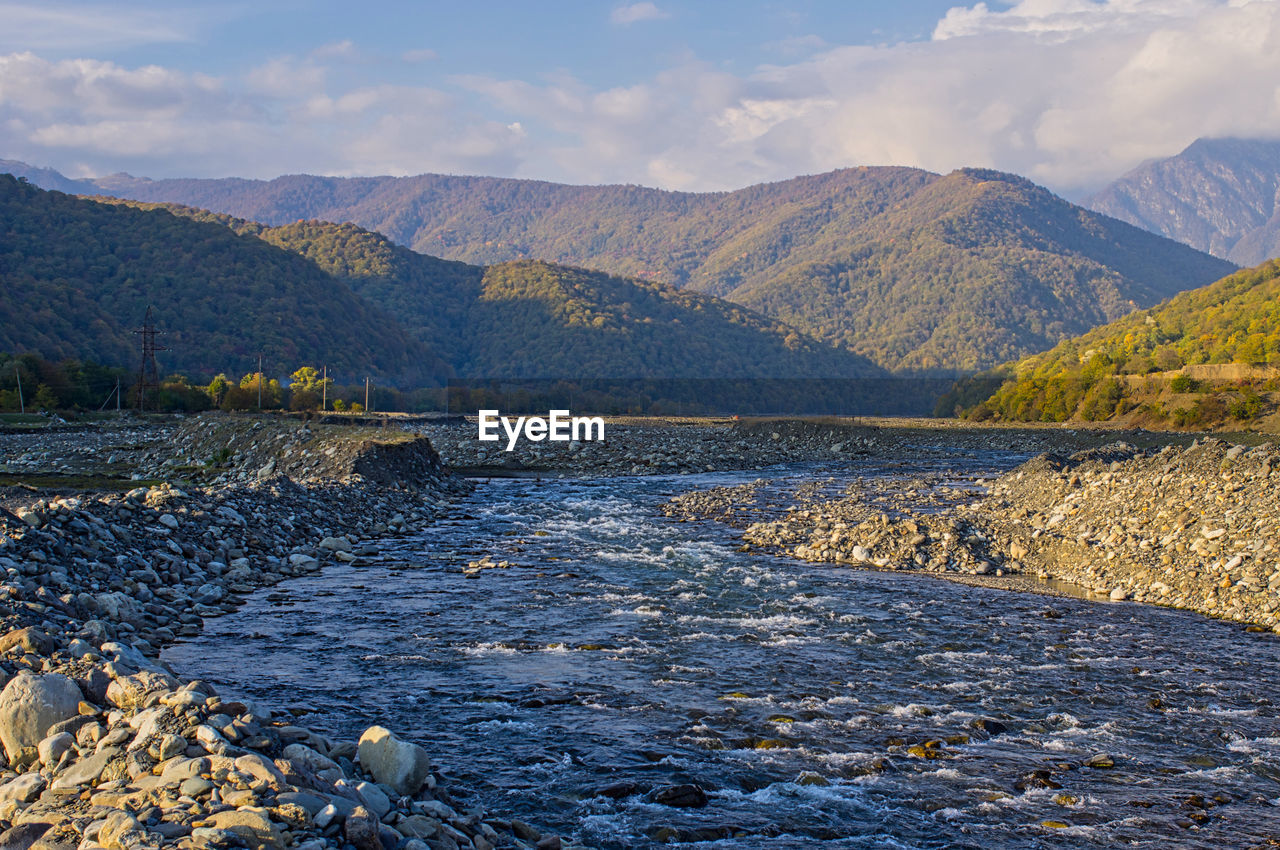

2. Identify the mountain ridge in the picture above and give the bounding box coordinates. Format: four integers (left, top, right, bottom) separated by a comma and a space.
4, 159, 1236, 373
1087, 137, 1280, 266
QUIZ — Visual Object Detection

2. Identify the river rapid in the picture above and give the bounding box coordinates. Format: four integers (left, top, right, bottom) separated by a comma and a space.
164, 452, 1280, 849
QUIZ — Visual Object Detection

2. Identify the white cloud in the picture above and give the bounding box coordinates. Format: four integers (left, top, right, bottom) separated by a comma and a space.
7, 0, 1280, 194
610, 2, 670, 25
0, 2, 209, 52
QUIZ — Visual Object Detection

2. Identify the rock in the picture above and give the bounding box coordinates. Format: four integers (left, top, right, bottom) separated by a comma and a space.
158, 513, 179, 530
281, 743, 343, 783
206, 808, 284, 850
0, 672, 83, 762
342, 806, 381, 850
51, 750, 112, 789
1085, 753, 1116, 768
97, 811, 141, 850
235, 753, 288, 790
394, 816, 441, 840
180, 777, 214, 797
0, 822, 51, 850
0, 772, 45, 804
356, 726, 431, 796
36, 731, 73, 766
318, 536, 352, 552
105, 670, 178, 710
0, 628, 54, 656
648, 783, 709, 808
354, 780, 391, 819
1109, 587, 1128, 602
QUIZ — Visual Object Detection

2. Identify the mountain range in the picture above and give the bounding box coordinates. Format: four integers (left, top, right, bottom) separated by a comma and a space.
1087, 137, 1280, 267
3, 160, 1234, 373
0, 175, 878, 388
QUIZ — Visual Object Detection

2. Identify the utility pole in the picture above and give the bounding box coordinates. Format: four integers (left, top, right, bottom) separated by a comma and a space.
364, 377, 370, 412
322, 365, 327, 411
133, 306, 166, 411
257, 353, 263, 409
14, 362, 24, 414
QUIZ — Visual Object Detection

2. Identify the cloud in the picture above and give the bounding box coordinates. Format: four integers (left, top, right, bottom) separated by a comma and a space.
7, 0, 1280, 195
401, 48, 438, 63
610, 2, 670, 25
0, 2, 207, 52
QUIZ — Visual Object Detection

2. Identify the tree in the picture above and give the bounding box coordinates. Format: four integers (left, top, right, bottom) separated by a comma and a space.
289, 366, 332, 411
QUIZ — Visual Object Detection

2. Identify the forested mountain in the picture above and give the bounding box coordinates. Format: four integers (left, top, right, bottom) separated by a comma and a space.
7, 161, 1231, 372
1, 178, 880, 390
98, 200, 880, 379
940, 260, 1280, 427
1088, 137, 1280, 266
0, 175, 441, 384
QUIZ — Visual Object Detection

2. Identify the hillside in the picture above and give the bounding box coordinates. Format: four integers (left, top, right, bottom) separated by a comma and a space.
941, 260, 1280, 428
95, 200, 882, 380
2, 179, 882, 407
0, 175, 440, 384
1088, 137, 1280, 267
8, 162, 1234, 372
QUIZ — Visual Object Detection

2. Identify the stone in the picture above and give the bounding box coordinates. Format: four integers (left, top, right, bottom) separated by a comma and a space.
37, 732, 73, 766
180, 777, 214, 797
0, 672, 83, 762
97, 811, 141, 850
0, 629, 54, 656
51, 750, 112, 789
354, 780, 391, 819
0, 772, 45, 804
150, 733, 187, 761
648, 783, 709, 808
275, 791, 328, 816
356, 726, 431, 796
1109, 587, 1128, 602
281, 743, 342, 783
234, 753, 288, 790
318, 536, 352, 553
206, 808, 284, 850
0, 822, 51, 850
158, 514, 179, 530
1085, 753, 1116, 768
342, 806, 381, 850
105, 670, 177, 710
394, 816, 441, 840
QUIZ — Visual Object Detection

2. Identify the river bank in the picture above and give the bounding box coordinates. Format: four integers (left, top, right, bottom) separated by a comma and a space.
670, 434, 1280, 631
0, 415, 579, 850
417, 415, 1174, 477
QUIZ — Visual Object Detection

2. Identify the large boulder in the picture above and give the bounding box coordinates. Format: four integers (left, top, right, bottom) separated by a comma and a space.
356, 726, 431, 796
0, 673, 82, 762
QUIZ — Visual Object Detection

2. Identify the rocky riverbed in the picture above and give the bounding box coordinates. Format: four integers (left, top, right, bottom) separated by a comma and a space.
670, 436, 1280, 631
418, 416, 1150, 477
0, 415, 580, 850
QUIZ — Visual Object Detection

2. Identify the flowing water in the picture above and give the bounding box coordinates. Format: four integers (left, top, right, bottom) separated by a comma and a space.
165, 453, 1280, 848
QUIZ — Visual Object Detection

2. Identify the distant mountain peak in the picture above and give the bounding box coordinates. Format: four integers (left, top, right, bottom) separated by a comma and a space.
1087, 136, 1280, 265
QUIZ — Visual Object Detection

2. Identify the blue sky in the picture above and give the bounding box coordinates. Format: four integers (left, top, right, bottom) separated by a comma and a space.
3, 1, 1279, 193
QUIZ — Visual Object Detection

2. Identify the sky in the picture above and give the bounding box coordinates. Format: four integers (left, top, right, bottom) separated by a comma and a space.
3, 0, 1280, 196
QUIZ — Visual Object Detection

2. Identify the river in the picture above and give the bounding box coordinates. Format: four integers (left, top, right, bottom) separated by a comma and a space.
164, 452, 1280, 848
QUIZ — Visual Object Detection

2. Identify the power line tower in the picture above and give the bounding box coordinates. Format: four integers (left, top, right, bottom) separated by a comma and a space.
133, 306, 167, 411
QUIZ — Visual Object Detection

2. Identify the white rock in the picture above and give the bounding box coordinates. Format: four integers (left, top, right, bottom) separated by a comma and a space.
0, 672, 82, 761
357, 726, 431, 796
158, 514, 179, 530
